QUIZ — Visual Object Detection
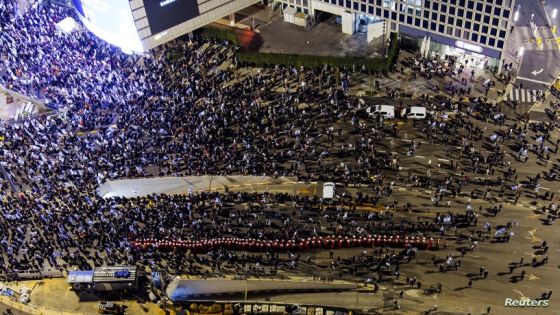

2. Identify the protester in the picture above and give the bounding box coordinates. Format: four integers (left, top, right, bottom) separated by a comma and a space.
0, 1, 555, 299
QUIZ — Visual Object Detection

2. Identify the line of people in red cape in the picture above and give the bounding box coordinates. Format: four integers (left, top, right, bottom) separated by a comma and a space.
131, 235, 439, 253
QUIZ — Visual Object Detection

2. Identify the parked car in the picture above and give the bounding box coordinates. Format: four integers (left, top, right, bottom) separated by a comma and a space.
401, 106, 427, 119
366, 105, 395, 119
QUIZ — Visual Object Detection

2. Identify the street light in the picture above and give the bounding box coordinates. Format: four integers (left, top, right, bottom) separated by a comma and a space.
519, 46, 525, 57
514, 11, 519, 22
553, 9, 558, 19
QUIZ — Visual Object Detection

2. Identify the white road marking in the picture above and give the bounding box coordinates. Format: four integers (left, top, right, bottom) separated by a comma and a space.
513, 289, 529, 300
516, 76, 551, 85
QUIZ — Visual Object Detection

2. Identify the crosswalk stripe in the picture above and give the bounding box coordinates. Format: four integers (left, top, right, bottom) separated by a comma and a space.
507, 88, 544, 103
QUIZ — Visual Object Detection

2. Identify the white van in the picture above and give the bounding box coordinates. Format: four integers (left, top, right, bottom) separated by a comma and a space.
322, 182, 335, 199
366, 105, 395, 119
401, 106, 427, 119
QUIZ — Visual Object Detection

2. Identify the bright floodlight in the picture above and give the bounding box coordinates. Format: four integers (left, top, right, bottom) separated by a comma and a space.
514, 11, 519, 22
73, 0, 143, 54
553, 9, 558, 19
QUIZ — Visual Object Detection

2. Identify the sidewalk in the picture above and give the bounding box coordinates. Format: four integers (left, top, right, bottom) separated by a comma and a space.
0, 278, 168, 315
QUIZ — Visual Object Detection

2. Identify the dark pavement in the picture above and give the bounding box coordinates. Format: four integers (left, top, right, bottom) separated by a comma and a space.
513, 0, 560, 90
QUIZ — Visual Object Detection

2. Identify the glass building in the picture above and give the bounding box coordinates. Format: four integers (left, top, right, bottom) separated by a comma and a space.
274, 0, 515, 70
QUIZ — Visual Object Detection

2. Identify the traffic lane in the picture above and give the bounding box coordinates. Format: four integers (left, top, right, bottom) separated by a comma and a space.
348, 113, 560, 199
364, 191, 559, 314
392, 119, 560, 194
515, 0, 548, 27
517, 49, 560, 88
544, 0, 560, 27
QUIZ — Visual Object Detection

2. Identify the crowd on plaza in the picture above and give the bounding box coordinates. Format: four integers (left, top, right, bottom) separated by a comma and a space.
0, 1, 557, 299
0, 1, 435, 276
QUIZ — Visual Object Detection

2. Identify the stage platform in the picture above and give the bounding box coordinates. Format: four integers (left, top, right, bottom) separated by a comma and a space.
97, 176, 300, 198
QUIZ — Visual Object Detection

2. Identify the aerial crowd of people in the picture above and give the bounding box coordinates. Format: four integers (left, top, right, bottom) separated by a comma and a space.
0, 1, 557, 301
0, 1, 427, 277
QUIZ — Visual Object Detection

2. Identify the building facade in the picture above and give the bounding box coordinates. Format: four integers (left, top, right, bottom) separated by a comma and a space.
130, 0, 261, 50
274, 0, 515, 69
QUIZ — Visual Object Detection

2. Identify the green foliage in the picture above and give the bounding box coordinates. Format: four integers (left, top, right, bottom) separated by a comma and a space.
237, 32, 399, 73
198, 27, 400, 73
236, 52, 388, 71
198, 27, 240, 46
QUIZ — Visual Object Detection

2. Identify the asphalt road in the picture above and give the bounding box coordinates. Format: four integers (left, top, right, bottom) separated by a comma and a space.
512, 0, 560, 91
146, 106, 560, 314
515, 0, 548, 27
517, 49, 560, 89
256, 112, 560, 314
544, 0, 560, 28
